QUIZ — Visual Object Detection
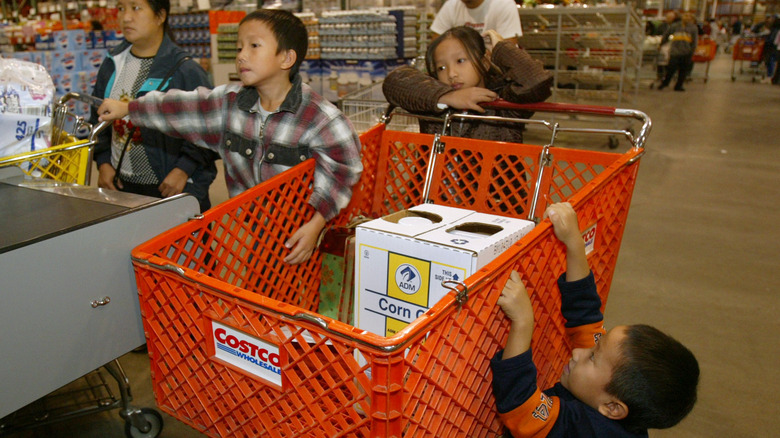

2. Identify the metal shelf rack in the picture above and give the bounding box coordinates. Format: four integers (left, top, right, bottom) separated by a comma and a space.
517, 6, 644, 107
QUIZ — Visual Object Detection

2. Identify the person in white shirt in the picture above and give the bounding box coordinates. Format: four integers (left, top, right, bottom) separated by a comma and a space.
430, 0, 523, 45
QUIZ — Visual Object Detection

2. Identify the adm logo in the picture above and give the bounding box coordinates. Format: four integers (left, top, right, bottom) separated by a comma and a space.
395, 264, 421, 295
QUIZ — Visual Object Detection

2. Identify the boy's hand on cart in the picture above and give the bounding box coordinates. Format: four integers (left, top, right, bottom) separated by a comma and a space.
544, 203, 581, 249
284, 212, 326, 265
544, 202, 589, 282
97, 163, 121, 190
497, 270, 534, 359
438, 87, 498, 113
98, 99, 130, 122
158, 168, 188, 198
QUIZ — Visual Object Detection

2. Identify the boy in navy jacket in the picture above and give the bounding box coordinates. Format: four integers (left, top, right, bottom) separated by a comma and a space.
492, 203, 699, 437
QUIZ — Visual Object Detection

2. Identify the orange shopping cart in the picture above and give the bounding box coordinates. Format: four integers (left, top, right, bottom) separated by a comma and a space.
731, 36, 765, 81
130, 101, 651, 437
692, 37, 718, 83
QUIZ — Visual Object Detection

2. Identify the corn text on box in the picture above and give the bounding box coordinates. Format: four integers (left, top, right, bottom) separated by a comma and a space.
355, 204, 534, 337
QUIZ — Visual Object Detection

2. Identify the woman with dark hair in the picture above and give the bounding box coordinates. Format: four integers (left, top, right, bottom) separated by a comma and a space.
90, 0, 218, 211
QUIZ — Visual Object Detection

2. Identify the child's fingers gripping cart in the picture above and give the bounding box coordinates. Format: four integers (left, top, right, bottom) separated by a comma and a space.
130, 101, 650, 437
0, 92, 110, 184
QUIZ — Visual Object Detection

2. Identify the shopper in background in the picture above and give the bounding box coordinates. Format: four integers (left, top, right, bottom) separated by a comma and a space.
654, 11, 678, 82
760, 15, 780, 83
97, 9, 363, 265
383, 26, 552, 144
430, 0, 523, 45
492, 202, 699, 437
659, 12, 698, 92
90, 0, 218, 212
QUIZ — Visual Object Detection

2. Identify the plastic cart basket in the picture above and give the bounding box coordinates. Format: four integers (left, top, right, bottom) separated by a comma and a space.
692, 37, 718, 83
130, 101, 650, 437
731, 37, 766, 81
0, 92, 109, 185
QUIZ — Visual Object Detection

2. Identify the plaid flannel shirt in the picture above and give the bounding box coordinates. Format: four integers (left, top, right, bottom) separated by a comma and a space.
127, 75, 363, 220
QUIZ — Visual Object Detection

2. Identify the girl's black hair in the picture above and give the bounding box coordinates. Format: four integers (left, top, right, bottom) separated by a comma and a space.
424, 26, 500, 81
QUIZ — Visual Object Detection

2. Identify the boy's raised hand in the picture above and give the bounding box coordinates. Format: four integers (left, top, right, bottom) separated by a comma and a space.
497, 270, 534, 359
544, 202, 589, 282
97, 99, 130, 122
438, 87, 498, 113
544, 202, 581, 249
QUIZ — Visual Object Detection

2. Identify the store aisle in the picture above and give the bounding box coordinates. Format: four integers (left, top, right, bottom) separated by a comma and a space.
7, 52, 779, 437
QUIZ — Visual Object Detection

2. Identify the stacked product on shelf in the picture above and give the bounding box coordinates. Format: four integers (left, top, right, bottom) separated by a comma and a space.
211, 7, 417, 101
11, 28, 116, 119
319, 11, 398, 60
517, 5, 643, 106
169, 11, 212, 60
296, 12, 321, 60
215, 23, 239, 64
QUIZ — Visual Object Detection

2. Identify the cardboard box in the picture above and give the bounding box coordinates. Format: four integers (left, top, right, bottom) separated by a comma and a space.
355, 205, 534, 337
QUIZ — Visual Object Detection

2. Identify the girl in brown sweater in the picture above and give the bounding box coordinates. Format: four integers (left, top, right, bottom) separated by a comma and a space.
382, 26, 552, 143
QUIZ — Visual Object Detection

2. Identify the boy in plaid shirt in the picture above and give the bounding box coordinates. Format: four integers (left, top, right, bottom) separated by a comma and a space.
98, 9, 363, 264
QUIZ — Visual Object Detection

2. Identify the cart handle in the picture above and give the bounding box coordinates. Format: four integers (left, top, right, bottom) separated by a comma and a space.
481, 99, 652, 149
56, 92, 111, 143
382, 100, 652, 149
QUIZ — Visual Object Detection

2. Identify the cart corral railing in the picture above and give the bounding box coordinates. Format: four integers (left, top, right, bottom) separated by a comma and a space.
130, 104, 649, 438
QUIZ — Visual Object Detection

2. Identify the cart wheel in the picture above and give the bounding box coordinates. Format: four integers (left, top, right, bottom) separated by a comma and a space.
124, 408, 163, 438
608, 135, 619, 150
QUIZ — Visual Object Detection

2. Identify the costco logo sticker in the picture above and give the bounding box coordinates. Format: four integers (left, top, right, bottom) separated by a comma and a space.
208, 319, 282, 388
582, 223, 597, 255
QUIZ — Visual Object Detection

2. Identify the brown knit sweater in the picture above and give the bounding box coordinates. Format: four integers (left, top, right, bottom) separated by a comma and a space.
382, 41, 553, 142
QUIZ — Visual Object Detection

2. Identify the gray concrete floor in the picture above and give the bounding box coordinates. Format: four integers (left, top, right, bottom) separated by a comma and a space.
3, 52, 779, 437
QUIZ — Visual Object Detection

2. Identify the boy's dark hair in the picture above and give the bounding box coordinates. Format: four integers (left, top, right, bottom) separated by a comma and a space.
606, 324, 699, 433
240, 9, 308, 80
425, 26, 500, 81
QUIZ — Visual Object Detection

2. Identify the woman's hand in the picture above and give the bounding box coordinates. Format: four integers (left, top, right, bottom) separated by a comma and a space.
158, 168, 188, 198
97, 162, 120, 190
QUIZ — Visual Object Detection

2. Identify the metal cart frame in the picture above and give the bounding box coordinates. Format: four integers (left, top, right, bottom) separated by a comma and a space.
130, 102, 650, 437
0, 93, 168, 438
0, 92, 110, 185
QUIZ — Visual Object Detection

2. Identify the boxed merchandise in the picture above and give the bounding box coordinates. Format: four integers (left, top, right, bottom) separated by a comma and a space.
50, 50, 82, 74
52, 30, 87, 51
104, 30, 122, 49
355, 204, 535, 337
82, 49, 107, 71
0, 58, 54, 157
321, 59, 386, 102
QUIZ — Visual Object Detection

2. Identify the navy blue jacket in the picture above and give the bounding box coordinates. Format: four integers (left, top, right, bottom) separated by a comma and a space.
90, 34, 218, 211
